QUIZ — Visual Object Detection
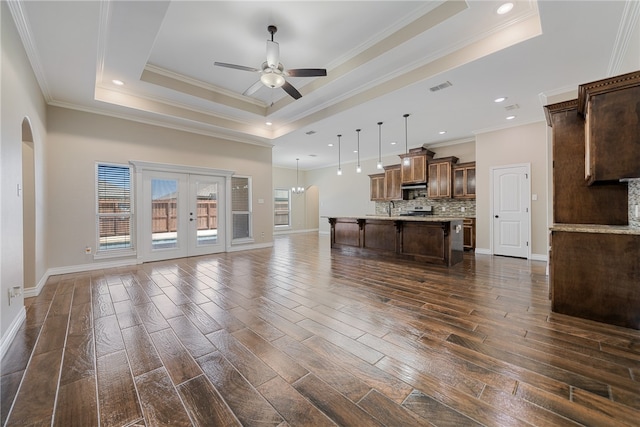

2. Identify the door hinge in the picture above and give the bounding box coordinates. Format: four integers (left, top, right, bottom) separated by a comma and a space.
525, 173, 528, 179
526, 207, 529, 213
526, 241, 529, 247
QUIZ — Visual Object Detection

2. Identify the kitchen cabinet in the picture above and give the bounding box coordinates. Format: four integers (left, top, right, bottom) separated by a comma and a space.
384, 164, 402, 200
369, 173, 385, 201
550, 227, 640, 329
463, 218, 475, 250
428, 156, 458, 198
399, 147, 434, 184
578, 70, 640, 184
453, 162, 476, 198
544, 100, 627, 224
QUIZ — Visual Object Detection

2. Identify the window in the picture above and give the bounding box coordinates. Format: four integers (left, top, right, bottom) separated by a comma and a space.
96, 163, 133, 254
274, 189, 291, 227
231, 176, 252, 241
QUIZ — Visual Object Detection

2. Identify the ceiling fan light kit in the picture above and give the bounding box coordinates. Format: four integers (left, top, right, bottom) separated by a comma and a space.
214, 25, 327, 100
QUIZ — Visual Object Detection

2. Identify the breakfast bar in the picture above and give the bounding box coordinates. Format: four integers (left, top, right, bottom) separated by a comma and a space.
326, 216, 464, 266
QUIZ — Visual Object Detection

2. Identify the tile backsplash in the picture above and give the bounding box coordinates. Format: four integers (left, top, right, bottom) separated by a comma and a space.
375, 195, 476, 217
629, 178, 640, 229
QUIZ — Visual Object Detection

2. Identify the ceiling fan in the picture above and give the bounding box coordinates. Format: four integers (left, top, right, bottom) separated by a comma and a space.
214, 25, 327, 100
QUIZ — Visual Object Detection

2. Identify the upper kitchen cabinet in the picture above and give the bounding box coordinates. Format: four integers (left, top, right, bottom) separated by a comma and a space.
369, 173, 385, 201
544, 100, 628, 225
453, 162, 476, 198
578, 70, 640, 185
428, 156, 458, 198
384, 164, 402, 200
399, 147, 434, 185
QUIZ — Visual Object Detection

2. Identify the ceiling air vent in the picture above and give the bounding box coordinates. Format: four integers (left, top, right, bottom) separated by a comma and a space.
305, 130, 316, 135
429, 81, 453, 92
309, 154, 317, 157
505, 104, 520, 111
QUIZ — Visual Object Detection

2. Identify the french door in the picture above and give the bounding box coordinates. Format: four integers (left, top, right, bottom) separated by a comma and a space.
141, 171, 226, 262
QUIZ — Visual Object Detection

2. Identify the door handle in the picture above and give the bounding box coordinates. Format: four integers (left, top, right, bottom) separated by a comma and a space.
494, 215, 499, 218
190, 218, 194, 222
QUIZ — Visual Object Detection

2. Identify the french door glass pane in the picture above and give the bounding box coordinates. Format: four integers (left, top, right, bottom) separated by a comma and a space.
151, 179, 178, 249
196, 182, 218, 246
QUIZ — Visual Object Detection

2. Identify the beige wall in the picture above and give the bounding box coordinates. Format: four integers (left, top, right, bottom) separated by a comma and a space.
310, 156, 387, 233
429, 141, 475, 163
272, 166, 319, 232
1, 1, 48, 342
475, 121, 549, 258
45, 106, 273, 269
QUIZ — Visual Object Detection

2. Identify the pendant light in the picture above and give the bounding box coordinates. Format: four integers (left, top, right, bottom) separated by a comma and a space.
337, 134, 342, 175
377, 122, 383, 169
292, 158, 304, 194
355, 129, 362, 173
403, 113, 410, 166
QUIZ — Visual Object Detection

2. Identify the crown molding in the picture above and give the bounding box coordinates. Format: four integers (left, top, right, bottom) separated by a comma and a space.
48, 99, 273, 149
607, 0, 640, 76
7, 0, 52, 102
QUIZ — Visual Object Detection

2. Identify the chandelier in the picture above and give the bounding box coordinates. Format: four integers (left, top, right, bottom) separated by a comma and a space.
292, 158, 304, 194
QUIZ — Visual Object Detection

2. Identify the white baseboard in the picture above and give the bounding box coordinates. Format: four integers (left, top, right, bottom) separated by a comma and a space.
23, 258, 140, 298
0, 306, 26, 360
318, 230, 330, 235
531, 253, 548, 262
228, 241, 274, 252
473, 248, 548, 262
273, 228, 319, 236
23, 272, 49, 298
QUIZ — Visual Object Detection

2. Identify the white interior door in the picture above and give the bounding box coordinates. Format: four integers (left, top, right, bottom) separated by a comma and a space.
492, 165, 530, 258
142, 171, 226, 262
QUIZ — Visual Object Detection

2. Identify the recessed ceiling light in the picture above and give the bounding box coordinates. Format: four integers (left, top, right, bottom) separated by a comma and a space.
439, 131, 446, 135
494, 97, 507, 103
497, 2, 514, 15
265, 121, 272, 126
506, 115, 516, 120
353, 150, 358, 153
328, 143, 334, 147
112, 79, 124, 86
390, 141, 397, 145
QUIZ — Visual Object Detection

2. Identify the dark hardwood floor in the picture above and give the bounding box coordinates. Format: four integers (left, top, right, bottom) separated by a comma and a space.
2, 233, 639, 426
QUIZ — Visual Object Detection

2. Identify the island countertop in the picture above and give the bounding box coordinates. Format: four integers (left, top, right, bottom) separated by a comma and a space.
550, 223, 640, 235
322, 215, 464, 222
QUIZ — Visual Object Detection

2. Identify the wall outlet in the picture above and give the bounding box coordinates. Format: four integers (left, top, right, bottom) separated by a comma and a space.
85, 246, 92, 254
635, 204, 639, 219
441, 207, 446, 211
460, 207, 465, 212
261, 231, 265, 238
8, 286, 22, 305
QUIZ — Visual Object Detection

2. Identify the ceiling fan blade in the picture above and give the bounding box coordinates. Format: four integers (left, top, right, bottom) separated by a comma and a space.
282, 81, 302, 100
214, 62, 259, 73
287, 68, 327, 77
242, 80, 263, 97
266, 40, 280, 68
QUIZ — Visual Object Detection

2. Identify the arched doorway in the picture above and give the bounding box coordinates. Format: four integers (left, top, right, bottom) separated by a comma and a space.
22, 117, 36, 293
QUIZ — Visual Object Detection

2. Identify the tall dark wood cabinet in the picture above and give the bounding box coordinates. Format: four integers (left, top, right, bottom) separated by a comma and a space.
544, 100, 628, 225
578, 70, 640, 184
546, 70, 640, 330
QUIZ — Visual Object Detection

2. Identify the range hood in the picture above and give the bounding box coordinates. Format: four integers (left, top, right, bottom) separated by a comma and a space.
401, 183, 427, 190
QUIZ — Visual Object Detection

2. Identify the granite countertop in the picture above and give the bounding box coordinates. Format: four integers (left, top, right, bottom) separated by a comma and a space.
550, 223, 640, 235
324, 215, 464, 222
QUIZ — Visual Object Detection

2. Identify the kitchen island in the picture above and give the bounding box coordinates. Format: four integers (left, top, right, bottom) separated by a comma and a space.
326, 216, 464, 266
